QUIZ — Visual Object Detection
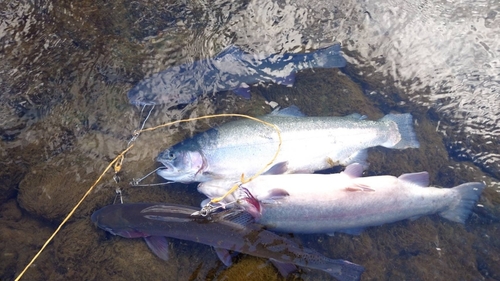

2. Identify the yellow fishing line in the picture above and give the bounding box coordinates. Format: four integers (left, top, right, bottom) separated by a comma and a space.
15, 112, 282, 280
14, 144, 134, 281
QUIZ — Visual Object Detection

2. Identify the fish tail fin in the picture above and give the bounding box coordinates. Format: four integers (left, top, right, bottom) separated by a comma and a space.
325, 259, 365, 281
381, 113, 420, 149
440, 182, 485, 223
314, 44, 347, 68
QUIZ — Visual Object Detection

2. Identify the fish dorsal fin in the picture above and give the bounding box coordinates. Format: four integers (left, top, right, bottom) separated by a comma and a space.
343, 163, 364, 178
270, 105, 306, 117
218, 209, 256, 226
264, 161, 289, 175
144, 236, 170, 261
399, 172, 429, 187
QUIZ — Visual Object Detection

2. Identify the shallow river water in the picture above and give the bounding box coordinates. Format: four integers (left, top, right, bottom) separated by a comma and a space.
1, 0, 499, 280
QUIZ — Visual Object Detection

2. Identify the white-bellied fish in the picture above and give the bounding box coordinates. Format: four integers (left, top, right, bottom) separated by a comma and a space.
91, 203, 364, 281
156, 107, 420, 183
198, 164, 485, 234
128, 44, 346, 106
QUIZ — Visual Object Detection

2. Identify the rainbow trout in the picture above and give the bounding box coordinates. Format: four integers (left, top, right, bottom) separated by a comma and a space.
198, 164, 485, 234
128, 44, 346, 106
156, 107, 419, 183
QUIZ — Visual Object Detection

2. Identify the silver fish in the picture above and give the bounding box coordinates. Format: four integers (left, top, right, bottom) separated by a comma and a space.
128, 44, 346, 106
198, 164, 485, 234
156, 106, 420, 183
91, 203, 364, 281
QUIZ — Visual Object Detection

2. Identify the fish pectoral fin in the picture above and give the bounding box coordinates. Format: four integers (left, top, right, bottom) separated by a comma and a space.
259, 188, 289, 204
233, 84, 251, 99
399, 172, 430, 187
345, 113, 367, 120
269, 259, 298, 277
269, 105, 306, 117
144, 236, 170, 261
337, 228, 365, 235
264, 161, 289, 175
408, 215, 422, 221
265, 188, 289, 200
214, 247, 233, 267
344, 184, 375, 192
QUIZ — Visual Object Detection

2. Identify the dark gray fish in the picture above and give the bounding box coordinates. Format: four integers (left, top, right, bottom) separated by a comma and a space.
91, 203, 364, 281
127, 44, 346, 106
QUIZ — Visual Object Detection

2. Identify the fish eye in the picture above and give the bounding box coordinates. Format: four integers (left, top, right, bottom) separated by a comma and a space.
163, 150, 176, 160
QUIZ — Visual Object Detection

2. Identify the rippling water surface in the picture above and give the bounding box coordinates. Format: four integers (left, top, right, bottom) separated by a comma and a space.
1, 0, 499, 280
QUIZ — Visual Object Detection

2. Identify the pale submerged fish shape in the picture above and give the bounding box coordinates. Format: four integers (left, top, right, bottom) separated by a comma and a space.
128, 44, 346, 106
198, 163, 486, 235
91, 203, 364, 281
156, 106, 420, 183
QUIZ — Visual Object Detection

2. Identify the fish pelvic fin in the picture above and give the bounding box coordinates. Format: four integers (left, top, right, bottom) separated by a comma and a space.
269, 259, 297, 277
381, 113, 420, 149
325, 259, 365, 281
144, 236, 170, 261
214, 247, 233, 267
440, 182, 486, 223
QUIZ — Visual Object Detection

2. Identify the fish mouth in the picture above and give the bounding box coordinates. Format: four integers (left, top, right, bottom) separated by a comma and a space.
130, 99, 157, 106
157, 164, 176, 176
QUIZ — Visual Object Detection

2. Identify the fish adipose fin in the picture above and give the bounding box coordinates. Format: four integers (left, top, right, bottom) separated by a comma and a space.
381, 113, 420, 149
440, 182, 485, 223
144, 236, 170, 261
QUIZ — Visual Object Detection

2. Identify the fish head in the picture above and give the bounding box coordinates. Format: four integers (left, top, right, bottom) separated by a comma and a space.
156, 148, 206, 183
91, 205, 148, 238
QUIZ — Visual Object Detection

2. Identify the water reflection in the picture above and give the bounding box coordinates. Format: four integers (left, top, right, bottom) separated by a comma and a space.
1, 0, 499, 280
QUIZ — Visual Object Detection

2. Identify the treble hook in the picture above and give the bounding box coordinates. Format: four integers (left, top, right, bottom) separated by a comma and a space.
192, 199, 239, 217
130, 167, 161, 186
127, 104, 155, 146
